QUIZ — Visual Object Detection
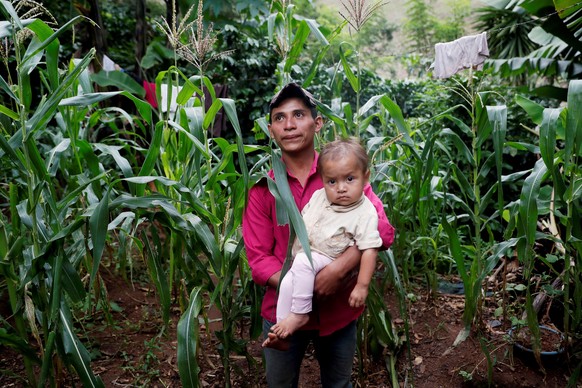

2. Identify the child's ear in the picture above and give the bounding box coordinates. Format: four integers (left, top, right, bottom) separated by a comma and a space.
364, 169, 370, 181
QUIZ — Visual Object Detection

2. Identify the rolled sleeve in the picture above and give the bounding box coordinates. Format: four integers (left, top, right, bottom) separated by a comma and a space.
363, 184, 395, 249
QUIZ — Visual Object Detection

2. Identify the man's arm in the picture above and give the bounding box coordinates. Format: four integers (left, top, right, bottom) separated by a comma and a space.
266, 271, 281, 288
314, 244, 361, 298
242, 183, 284, 287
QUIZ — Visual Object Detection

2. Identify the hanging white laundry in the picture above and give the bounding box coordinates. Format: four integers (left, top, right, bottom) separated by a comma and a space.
102, 54, 118, 72
431, 32, 489, 79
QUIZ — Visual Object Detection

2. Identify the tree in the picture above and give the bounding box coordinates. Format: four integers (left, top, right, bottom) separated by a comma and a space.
479, 0, 582, 98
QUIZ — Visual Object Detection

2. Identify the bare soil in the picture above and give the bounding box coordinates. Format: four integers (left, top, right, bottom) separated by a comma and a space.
1, 266, 581, 387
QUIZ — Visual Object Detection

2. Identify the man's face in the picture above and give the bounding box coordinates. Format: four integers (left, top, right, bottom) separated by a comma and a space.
268, 97, 322, 155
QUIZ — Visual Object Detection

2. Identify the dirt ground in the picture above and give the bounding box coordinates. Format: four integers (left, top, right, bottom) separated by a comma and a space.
1, 267, 580, 387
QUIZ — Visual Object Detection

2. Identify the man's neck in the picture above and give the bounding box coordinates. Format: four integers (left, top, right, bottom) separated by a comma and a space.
282, 149, 315, 187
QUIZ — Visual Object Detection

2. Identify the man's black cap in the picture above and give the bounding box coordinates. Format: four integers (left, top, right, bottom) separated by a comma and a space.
269, 82, 317, 116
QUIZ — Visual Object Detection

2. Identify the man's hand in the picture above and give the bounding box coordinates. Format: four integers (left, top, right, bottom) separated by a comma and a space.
266, 271, 281, 289
314, 245, 361, 299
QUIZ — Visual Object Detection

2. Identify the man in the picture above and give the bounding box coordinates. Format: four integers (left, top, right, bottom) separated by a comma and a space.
242, 82, 394, 387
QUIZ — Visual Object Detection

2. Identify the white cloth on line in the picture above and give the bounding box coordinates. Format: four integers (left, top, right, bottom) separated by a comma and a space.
431, 32, 489, 79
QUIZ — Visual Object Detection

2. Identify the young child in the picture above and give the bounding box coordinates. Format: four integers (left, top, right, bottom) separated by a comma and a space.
264, 137, 382, 348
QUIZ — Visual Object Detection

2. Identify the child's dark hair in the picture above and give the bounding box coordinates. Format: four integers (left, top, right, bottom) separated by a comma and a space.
317, 138, 369, 173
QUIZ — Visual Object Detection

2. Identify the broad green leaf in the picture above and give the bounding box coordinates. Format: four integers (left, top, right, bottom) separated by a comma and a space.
339, 43, 359, 93
270, 156, 312, 266
185, 213, 223, 274
304, 45, 331, 87
284, 20, 310, 73
0, 74, 18, 105
516, 94, 545, 125
440, 128, 474, 166
24, 137, 49, 181
166, 120, 209, 158
143, 228, 171, 326
0, 2, 23, 31
203, 98, 222, 130
136, 124, 163, 196
301, 17, 329, 45
488, 105, 507, 222
267, 12, 285, 41
221, 98, 250, 199
177, 287, 202, 388
0, 130, 26, 172
46, 139, 71, 176
60, 302, 105, 388
449, 162, 475, 201
519, 159, 548, 246
91, 70, 145, 97
539, 108, 561, 172
378, 95, 418, 156
89, 190, 110, 292
61, 258, 86, 303
94, 143, 134, 179
21, 49, 94, 140
565, 80, 582, 169
59, 91, 153, 124
0, 328, 39, 362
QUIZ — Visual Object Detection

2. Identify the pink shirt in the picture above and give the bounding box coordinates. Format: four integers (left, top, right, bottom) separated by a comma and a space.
242, 153, 395, 336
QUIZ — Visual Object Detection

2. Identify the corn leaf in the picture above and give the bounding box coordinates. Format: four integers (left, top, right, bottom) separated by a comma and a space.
339, 43, 359, 93
60, 302, 105, 388
518, 159, 548, 259
177, 287, 203, 388
284, 20, 310, 73
89, 190, 110, 293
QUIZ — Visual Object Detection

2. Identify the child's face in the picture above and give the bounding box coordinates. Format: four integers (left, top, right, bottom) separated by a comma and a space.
320, 154, 369, 206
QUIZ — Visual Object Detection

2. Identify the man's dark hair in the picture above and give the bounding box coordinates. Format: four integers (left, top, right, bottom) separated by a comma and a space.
269, 82, 318, 122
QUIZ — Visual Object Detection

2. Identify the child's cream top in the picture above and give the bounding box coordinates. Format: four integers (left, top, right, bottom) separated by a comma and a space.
292, 188, 382, 258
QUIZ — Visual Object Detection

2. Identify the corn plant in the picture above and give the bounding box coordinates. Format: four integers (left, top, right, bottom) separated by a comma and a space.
511, 80, 582, 368
0, 2, 158, 385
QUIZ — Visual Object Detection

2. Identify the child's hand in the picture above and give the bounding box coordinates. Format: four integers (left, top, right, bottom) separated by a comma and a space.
349, 284, 368, 308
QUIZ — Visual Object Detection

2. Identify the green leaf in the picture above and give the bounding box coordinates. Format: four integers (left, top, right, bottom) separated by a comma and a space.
221, 98, 249, 190
0, 328, 39, 362
89, 190, 110, 292
302, 17, 329, 45
516, 95, 544, 125
61, 259, 86, 303
60, 302, 105, 388
539, 108, 560, 172
0, 103, 18, 120
136, 124, 162, 196
0, 1, 23, 31
142, 228, 171, 326
339, 43, 359, 93
270, 156, 312, 266
440, 128, 474, 166
565, 80, 582, 168
177, 287, 202, 388
91, 70, 145, 97
203, 98, 222, 130
284, 20, 310, 73
519, 159, 548, 248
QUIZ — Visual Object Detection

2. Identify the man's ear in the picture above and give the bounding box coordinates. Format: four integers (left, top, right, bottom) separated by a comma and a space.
314, 115, 323, 133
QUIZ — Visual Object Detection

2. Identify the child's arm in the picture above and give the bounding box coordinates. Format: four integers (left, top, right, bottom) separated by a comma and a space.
348, 248, 379, 308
